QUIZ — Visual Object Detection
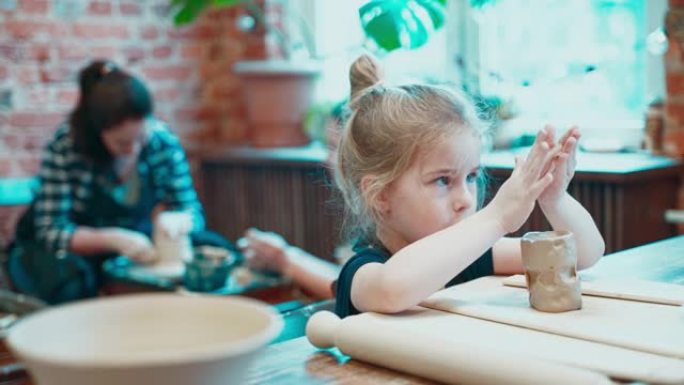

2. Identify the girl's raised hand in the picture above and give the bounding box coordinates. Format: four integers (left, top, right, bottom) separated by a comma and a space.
488, 128, 560, 234
538, 125, 580, 207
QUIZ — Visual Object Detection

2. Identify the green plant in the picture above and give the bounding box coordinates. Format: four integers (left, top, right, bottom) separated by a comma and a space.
171, 0, 243, 26
359, 0, 447, 52
170, 0, 450, 145
303, 100, 341, 144
172, 0, 314, 59
170, 0, 449, 54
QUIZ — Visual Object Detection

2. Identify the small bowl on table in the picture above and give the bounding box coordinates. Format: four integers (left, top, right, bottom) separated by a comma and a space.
183, 246, 238, 293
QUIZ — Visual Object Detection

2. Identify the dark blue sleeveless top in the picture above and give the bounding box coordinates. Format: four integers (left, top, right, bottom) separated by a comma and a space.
334, 241, 494, 318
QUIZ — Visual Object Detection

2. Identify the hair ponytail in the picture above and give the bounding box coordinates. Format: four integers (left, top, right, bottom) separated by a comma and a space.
349, 54, 383, 107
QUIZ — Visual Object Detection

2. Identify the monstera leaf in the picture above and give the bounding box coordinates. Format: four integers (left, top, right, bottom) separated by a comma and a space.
171, 0, 243, 26
359, 0, 447, 52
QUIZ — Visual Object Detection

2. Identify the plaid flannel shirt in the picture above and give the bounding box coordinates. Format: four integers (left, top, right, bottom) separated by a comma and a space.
33, 118, 205, 258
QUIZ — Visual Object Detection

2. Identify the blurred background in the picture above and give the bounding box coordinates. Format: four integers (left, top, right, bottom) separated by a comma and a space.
0, 0, 682, 257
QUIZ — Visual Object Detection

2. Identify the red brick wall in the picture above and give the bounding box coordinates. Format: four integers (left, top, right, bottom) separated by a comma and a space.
666, 0, 684, 233
666, 1, 684, 158
0, 0, 269, 242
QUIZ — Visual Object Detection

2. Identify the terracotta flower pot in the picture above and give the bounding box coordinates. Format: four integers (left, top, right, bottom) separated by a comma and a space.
234, 60, 320, 147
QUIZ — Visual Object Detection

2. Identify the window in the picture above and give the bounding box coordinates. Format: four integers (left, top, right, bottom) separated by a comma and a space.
298, 0, 666, 146
292, 0, 450, 102
450, 0, 668, 147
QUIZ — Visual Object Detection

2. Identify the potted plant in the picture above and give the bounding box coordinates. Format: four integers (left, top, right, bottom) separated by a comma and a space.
358, 0, 446, 53
171, 0, 447, 147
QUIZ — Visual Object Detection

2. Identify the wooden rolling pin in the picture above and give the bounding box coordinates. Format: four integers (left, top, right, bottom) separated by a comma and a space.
306, 311, 613, 385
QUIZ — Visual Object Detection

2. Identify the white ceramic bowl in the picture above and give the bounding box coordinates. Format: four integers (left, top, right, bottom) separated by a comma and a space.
6, 294, 282, 385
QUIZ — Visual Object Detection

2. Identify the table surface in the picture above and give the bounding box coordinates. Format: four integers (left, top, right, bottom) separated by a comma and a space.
243, 235, 684, 384
3, 236, 682, 385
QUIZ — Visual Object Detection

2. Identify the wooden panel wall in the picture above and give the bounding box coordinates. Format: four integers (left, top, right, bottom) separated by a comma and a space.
486, 175, 682, 254
199, 152, 682, 259
200, 161, 342, 262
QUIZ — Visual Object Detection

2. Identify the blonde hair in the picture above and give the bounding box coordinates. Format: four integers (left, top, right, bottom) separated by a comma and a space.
335, 54, 488, 242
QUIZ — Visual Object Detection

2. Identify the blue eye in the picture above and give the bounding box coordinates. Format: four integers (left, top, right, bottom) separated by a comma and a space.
466, 171, 480, 183
435, 176, 450, 186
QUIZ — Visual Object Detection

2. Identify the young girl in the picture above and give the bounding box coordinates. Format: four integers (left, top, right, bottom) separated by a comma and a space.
334, 54, 605, 318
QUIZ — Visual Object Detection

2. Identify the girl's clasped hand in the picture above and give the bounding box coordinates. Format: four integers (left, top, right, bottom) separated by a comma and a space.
490, 125, 581, 234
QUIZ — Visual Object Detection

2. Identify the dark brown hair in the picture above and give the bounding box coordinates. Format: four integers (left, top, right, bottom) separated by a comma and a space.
69, 60, 153, 163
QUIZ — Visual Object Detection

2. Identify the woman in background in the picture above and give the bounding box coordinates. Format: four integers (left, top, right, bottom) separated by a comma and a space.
8, 60, 230, 304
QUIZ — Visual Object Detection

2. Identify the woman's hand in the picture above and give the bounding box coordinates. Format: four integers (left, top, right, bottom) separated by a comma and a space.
104, 228, 158, 264
488, 128, 560, 234
238, 228, 290, 273
538, 125, 580, 207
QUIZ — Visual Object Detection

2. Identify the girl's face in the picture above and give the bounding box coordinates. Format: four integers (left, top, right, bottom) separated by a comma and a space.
101, 118, 147, 158
379, 131, 481, 252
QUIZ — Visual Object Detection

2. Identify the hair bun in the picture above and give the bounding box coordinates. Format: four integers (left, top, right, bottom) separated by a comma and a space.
349, 54, 383, 104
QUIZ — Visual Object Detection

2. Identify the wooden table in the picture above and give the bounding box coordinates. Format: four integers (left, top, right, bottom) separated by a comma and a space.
3, 236, 682, 385
243, 235, 684, 384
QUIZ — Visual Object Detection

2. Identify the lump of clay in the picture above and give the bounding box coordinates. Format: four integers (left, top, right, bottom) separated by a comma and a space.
154, 211, 193, 264
520, 230, 582, 312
